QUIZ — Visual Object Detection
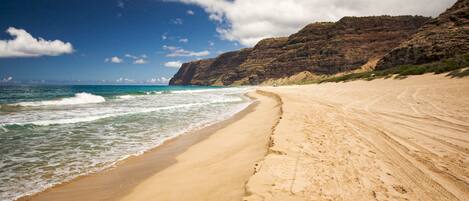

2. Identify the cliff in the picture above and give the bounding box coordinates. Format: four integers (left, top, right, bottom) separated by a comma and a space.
376, 0, 469, 70
169, 16, 430, 86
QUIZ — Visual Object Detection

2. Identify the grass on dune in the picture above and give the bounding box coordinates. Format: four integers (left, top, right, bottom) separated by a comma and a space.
317, 53, 469, 84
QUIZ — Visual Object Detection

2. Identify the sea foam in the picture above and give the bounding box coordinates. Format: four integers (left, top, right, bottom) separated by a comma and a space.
0, 86, 252, 201
12, 93, 105, 107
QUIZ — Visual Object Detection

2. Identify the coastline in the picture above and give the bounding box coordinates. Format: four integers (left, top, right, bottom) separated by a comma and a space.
19, 91, 282, 201
16, 73, 469, 201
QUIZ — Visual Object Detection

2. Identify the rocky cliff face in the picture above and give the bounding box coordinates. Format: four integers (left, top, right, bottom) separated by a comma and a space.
170, 16, 430, 86
376, 0, 469, 70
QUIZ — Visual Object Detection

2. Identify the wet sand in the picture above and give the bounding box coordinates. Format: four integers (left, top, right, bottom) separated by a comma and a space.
20, 92, 282, 201
20, 73, 469, 201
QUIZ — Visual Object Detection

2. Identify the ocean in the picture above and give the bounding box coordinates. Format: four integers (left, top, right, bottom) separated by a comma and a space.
0, 85, 252, 201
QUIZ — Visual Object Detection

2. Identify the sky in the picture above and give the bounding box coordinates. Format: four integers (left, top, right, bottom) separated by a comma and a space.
0, 0, 456, 85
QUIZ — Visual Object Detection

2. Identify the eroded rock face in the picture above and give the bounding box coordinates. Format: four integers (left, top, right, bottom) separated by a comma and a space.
170, 16, 430, 86
168, 59, 215, 85
376, 0, 469, 70
264, 16, 430, 79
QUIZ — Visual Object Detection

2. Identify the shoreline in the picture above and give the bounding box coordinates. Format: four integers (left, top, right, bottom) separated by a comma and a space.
16, 74, 468, 201
19, 91, 282, 201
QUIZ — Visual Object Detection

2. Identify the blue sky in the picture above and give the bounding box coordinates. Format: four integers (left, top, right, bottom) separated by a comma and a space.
0, 0, 240, 84
0, 0, 455, 84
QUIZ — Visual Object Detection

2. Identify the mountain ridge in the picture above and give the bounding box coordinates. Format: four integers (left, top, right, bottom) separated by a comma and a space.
169, 15, 432, 86
376, 0, 469, 69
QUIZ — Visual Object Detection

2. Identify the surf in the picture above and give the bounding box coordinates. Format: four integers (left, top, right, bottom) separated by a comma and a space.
10, 92, 106, 107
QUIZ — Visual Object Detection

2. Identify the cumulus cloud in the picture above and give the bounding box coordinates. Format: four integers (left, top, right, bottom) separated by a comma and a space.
0, 27, 74, 58
134, 58, 147, 64
164, 60, 183, 68
176, 0, 456, 46
179, 38, 189, 43
105, 56, 123, 63
111, 54, 148, 64
187, 10, 195, 15
162, 45, 210, 57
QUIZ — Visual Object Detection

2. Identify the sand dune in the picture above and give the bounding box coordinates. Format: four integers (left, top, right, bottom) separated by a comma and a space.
245, 74, 469, 201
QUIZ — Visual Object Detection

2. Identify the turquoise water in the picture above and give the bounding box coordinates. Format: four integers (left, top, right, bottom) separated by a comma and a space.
0, 85, 252, 201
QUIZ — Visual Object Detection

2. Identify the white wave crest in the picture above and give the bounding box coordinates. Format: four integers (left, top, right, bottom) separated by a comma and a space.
2, 97, 245, 127
144, 91, 165, 95
170, 87, 252, 94
171, 89, 219, 94
117, 95, 136, 100
11, 93, 106, 107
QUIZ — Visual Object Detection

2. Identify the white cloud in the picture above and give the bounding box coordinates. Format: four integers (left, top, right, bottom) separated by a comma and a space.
187, 10, 195, 15
116, 54, 148, 64
116, 77, 135, 83
208, 41, 215, 46
125, 53, 147, 59
0, 27, 74, 58
147, 77, 170, 84
1, 76, 13, 83
162, 45, 210, 57
161, 34, 168, 40
112, 77, 168, 84
125, 54, 138, 59
134, 58, 147, 64
176, 0, 456, 46
179, 38, 189, 43
171, 18, 184, 25
105, 56, 123, 63
164, 60, 183, 68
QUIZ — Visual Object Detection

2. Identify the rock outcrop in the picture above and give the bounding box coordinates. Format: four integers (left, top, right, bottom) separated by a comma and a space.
170, 16, 430, 86
376, 0, 469, 70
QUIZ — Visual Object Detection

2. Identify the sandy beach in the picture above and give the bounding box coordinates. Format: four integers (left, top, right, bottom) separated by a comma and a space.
118, 92, 281, 201
245, 74, 469, 201
21, 92, 281, 201
4, 0, 469, 200
20, 73, 468, 201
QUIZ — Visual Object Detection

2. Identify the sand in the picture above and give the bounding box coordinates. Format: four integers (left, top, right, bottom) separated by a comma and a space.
20, 73, 469, 201
245, 74, 469, 201
119, 91, 281, 201
20, 92, 281, 201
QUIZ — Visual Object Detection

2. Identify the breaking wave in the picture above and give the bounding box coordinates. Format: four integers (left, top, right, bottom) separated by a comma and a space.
11, 93, 106, 107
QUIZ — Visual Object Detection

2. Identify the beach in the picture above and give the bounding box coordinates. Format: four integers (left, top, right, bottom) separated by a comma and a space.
18, 73, 469, 201
3, 1, 467, 201
246, 74, 469, 201
20, 91, 281, 201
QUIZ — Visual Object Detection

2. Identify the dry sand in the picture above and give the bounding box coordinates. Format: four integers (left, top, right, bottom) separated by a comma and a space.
21, 73, 469, 201
245, 74, 469, 201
